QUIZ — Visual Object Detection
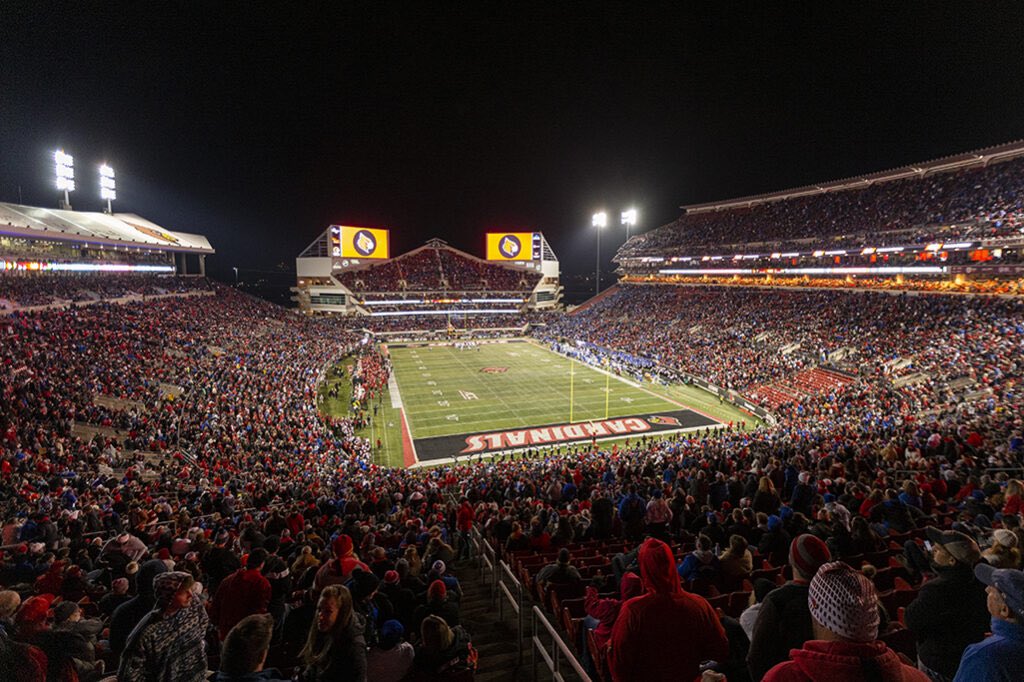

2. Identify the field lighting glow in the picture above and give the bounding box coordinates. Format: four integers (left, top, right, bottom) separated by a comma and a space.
368, 309, 522, 316
657, 266, 948, 276
100, 164, 117, 200
0, 260, 175, 273
55, 150, 75, 191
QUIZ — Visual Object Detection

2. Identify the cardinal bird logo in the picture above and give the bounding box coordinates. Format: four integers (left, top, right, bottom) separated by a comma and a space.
499, 235, 521, 258
354, 230, 377, 256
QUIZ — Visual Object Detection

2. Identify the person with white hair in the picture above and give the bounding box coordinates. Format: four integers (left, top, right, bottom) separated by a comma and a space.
983, 529, 1022, 569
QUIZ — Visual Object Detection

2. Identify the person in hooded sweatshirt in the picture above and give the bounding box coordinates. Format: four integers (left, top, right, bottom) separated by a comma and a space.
314, 534, 369, 593
109, 558, 168, 659
763, 561, 929, 682
608, 537, 728, 682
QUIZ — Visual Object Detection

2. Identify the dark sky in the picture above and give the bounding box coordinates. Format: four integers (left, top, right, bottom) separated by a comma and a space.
2, 3, 1024, 279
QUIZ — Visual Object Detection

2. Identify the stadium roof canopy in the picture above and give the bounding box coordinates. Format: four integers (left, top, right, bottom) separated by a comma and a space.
683, 139, 1024, 214
0, 202, 214, 254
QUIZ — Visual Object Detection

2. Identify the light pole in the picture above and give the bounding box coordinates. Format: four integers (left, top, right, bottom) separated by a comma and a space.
55, 150, 75, 209
99, 164, 116, 214
621, 208, 638, 240
592, 211, 607, 296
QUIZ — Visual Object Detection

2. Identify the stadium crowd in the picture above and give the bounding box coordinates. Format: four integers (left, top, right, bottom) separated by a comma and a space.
1, 275, 1023, 681
0, 274, 210, 309
336, 244, 539, 294
621, 155, 1024, 258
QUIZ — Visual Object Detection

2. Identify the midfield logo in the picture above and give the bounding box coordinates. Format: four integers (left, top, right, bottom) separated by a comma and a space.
480, 367, 508, 373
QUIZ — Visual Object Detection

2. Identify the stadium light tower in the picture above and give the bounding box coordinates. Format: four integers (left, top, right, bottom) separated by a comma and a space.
54, 150, 75, 209
99, 164, 116, 214
621, 208, 638, 240
593, 211, 608, 296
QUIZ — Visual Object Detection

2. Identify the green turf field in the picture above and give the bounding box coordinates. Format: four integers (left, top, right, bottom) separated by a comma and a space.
319, 340, 759, 468
391, 342, 687, 437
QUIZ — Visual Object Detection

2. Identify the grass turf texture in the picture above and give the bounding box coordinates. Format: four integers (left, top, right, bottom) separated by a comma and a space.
319, 341, 760, 468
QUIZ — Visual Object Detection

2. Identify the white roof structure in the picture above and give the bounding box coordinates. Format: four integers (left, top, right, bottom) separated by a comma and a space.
0, 202, 214, 254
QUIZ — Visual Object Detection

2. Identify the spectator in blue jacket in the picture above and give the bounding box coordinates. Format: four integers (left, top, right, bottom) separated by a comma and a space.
953, 564, 1024, 682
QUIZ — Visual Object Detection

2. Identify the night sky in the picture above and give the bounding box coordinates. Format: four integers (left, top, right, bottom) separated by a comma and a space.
2, 3, 1024, 280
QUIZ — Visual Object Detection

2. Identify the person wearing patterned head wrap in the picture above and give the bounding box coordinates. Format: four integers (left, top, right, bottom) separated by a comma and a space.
763, 562, 929, 681
747, 534, 831, 680
118, 571, 209, 682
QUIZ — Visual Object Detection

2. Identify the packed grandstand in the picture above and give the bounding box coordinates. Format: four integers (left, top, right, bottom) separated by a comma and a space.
2, 143, 1024, 682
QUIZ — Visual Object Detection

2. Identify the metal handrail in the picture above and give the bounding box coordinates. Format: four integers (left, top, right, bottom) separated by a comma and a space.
472, 527, 497, 600
531, 605, 591, 682
497, 559, 524, 665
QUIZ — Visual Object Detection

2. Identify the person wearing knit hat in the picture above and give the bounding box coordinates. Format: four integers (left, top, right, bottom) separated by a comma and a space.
314, 534, 369, 593
609, 538, 728, 682
118, 571, 209, 682
790, 534, 831, 581
15, 593, 99, 682
982, 529, 1022, 569
366, 618, 415, 682
763, 562, 929, 681
412, 579, 460, 633
759, 514, 792, 567
747, 535, 831, 680
99, 576, 133, 618
905, 527, 990, 681
953, 564, 1024, 681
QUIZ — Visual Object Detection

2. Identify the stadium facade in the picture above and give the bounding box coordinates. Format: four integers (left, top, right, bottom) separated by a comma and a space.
293, 227, 563, 321
615, 140, 1024, 290
0, 201, 214, 275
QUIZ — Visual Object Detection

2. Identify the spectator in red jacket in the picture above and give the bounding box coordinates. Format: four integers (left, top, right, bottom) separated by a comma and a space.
210, 548, 272, 640
456, 499, 474, 561
763, 562, 928, 681
585, 572, 643, 651
609, 538, 728, 682
1002, 479, 1024, 517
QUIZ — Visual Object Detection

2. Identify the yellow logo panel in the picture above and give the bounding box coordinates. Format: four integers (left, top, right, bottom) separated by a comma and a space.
338, 226, 389, 259
487, 232, 534, 261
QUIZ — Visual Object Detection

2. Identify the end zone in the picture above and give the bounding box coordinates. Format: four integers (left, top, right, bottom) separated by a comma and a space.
411, 408, 720, 463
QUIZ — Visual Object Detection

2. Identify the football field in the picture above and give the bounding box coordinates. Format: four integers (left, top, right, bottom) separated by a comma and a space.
383, 340, 743, 464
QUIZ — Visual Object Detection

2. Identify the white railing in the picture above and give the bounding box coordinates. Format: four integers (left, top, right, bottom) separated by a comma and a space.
472, 527, 497, 600
531, 605, 591, 682
497, 559, 525, 665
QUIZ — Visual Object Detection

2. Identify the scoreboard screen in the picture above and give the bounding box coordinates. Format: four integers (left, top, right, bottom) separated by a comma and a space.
486, 232, 540, 261
330, 226, 390, 260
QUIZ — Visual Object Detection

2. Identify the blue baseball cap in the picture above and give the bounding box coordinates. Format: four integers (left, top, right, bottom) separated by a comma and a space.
975, 563, 1024, 620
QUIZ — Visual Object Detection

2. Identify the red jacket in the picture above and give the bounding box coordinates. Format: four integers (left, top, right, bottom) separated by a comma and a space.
209, 567, 271, 639
457, 502, 475, 532
763, 640, 930, 682
585, 572, 643, 651
609, 539, 728, 682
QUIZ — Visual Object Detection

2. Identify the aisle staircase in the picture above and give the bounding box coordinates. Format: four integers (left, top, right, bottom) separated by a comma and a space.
456, 558, 534, 681
569, 285, 619, 316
